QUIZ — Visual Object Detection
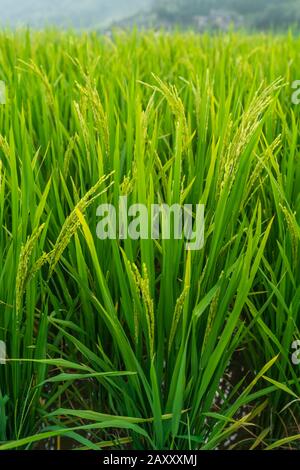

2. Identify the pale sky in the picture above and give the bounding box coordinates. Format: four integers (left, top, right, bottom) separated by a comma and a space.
0, 0, 153, 28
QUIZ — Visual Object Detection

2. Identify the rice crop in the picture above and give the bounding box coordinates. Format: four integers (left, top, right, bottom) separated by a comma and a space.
0, 29, 299, 450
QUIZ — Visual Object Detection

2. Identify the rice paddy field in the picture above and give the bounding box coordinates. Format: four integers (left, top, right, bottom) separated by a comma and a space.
0, 29, 300, 451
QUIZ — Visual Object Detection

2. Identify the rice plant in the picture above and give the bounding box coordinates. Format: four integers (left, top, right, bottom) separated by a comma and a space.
0, 29, 299, 450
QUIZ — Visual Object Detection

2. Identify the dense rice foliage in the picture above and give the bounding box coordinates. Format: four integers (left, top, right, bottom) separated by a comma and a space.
0, 30, 300, 450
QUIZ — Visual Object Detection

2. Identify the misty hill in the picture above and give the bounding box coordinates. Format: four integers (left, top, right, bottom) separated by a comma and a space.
0, 0, 300, 31
150, 0, 300, 30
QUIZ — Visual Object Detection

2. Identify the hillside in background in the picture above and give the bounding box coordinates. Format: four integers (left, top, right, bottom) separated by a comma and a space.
0, 0, 153, 29
116, 0, 300, 31
0, 0, 300, 31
